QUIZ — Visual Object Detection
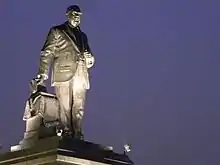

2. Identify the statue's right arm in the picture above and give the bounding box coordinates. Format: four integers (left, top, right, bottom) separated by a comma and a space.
37, 27, 59, 81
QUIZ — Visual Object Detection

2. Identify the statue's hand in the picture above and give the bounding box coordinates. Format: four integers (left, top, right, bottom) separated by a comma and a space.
84, 52, 95, 68
35, 74, 48, 85
30, 74, 48, 94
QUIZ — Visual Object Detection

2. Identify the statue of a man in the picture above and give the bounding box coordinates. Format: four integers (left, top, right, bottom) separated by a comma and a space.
34, 5, 95, 139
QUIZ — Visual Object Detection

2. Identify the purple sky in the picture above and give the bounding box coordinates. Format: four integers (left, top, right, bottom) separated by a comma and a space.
0, 1, 220, 165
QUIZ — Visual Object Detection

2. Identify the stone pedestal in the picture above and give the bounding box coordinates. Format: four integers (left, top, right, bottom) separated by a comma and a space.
0, 136, 134, 165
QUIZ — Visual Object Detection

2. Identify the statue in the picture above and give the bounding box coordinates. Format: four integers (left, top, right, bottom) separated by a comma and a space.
21, 5, 95, 144
8, 6, 133, 165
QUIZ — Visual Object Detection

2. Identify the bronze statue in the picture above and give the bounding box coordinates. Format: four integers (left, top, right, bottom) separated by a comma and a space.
23, 5, 95, 141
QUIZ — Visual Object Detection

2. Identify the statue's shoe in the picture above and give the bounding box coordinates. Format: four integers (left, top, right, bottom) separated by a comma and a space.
74, 131, 84, 140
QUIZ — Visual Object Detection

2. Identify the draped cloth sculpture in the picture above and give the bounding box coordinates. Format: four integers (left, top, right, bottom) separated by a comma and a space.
21, 5, 95, 143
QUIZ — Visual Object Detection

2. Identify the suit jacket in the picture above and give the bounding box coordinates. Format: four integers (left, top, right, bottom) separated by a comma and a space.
38, 22, 92, 86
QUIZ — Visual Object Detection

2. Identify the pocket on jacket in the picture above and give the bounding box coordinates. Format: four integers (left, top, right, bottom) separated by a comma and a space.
57, 65, 71, 72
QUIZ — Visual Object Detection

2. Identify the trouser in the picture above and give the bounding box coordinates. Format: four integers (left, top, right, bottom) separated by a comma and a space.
55, 78, 87, 134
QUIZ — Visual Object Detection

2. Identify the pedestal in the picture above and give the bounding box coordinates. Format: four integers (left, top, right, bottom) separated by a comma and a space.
0, 136, 134, 165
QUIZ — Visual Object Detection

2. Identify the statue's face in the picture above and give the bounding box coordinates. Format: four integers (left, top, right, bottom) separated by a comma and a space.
67, 11, 82, 27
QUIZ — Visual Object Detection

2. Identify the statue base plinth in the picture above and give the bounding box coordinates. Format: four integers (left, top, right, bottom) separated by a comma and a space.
0, 136, 134, 165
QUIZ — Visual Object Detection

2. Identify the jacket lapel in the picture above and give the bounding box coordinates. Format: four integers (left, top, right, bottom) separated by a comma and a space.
61, 22, 80, 53
64, 23, 77, 42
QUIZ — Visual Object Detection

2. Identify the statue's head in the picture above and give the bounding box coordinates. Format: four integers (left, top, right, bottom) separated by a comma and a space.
66, 5, 82, 28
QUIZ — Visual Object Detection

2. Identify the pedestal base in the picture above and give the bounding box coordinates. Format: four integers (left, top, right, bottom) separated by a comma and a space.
0, 136, 134, 165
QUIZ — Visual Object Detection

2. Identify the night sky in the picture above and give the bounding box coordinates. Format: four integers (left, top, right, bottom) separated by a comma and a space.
0, 1, 220, 165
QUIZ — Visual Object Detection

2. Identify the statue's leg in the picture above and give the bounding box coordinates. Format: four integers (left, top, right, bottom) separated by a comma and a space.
55, 84, 72, 133
72, 85, 87, 139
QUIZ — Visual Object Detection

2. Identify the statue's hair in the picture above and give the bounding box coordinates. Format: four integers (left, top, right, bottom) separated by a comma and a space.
66, 5, 82, 14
